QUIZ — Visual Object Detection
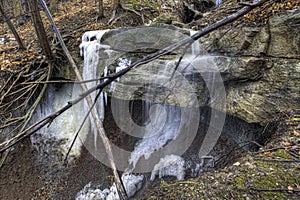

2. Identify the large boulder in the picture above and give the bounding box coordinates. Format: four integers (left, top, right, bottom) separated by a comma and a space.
80, 10, 299, 125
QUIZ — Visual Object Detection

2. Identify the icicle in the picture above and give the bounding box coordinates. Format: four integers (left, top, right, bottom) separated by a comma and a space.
128, 105, 181, 168
190, 30, 201, 56
109, 58, 131, 92
80, 30, 110, 57
215, 0, 222, 7
150, 154, 185, 181
103, 66, 108, 106
81, 31, 111, 149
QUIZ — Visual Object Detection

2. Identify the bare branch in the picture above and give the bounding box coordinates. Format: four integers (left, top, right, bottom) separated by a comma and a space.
249, 186, 300, 193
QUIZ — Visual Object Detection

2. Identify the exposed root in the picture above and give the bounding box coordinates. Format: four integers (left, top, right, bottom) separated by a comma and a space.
0, 56, 52, 169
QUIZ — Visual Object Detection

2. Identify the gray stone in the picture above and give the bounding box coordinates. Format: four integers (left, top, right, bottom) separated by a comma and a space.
101, 25, 191, 53
79, 11, 300, 125
201, 9, 300, 58
267, 9, 300, 58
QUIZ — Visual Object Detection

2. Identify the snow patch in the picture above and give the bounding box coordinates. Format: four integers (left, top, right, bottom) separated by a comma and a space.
76, 174, 144, 200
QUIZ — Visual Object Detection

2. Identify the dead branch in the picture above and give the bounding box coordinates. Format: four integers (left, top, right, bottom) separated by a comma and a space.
253, 158, 300, 163
38, 0, 128, 198
21, 77, 108, 85
28, 0, 53, 61
108, 0, 120, 25
249, 187, 300, 193
183, 0, 203, 19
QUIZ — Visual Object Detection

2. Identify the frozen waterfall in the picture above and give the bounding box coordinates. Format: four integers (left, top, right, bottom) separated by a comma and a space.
75, 26, 207, 197
29, 83, 88, 162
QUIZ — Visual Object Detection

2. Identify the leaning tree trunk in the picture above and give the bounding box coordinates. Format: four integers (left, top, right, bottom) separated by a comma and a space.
28, 0, 53, 61
0, 1, 25, 50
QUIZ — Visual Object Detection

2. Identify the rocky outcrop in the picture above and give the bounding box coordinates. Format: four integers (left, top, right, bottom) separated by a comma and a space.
200, 9, 300, 124
80, 10, 299, 126
202, 9, 300, 58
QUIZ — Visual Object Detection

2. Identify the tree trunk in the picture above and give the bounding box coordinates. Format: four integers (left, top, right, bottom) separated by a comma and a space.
49, 0, 57, 14
28, 0, 53, 61
98, 0, 104, 19
108, 0, 120, 24
0, 1, 25, 50
112, 0, 119, 11
13, 0, 24, 26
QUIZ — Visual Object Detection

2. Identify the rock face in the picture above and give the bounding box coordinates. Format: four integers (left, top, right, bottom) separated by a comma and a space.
80, 10, 299, 125
200, 9, 300, 124
201, 9, 300, 59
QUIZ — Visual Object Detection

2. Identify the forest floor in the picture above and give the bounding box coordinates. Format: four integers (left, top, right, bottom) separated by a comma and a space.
0, 0, 300, 199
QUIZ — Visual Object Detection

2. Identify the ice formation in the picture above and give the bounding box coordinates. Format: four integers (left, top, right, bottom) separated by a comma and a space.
76, 182, 115, 200
189, 30, 201, 56
128, 105, 182, 168
122, 173, 144, 197
30, 84, 87, 162
215, 0, 222, 6
109, 58, 131, 92
80, 30, 113, 149
29, 31, 114, 163
150, 154, 185, 181
80, 30, 110, 57
76, 174, 144, 200
75, 27, 209, 197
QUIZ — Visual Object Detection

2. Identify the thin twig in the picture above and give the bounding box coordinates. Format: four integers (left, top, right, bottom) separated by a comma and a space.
21, 77, 109, 85
170, 44, 191, 81
253, 158, 300, 163
249, 186, 300, 192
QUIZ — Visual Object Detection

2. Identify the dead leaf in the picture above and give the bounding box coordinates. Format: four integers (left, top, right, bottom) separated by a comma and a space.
293, 130, 300, 137
281, 141, 292, 147
287, 185, 293, 191
264, 152, 273, 157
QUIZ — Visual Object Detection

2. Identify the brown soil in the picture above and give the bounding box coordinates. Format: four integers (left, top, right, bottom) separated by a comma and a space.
0, 138, 43, 200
